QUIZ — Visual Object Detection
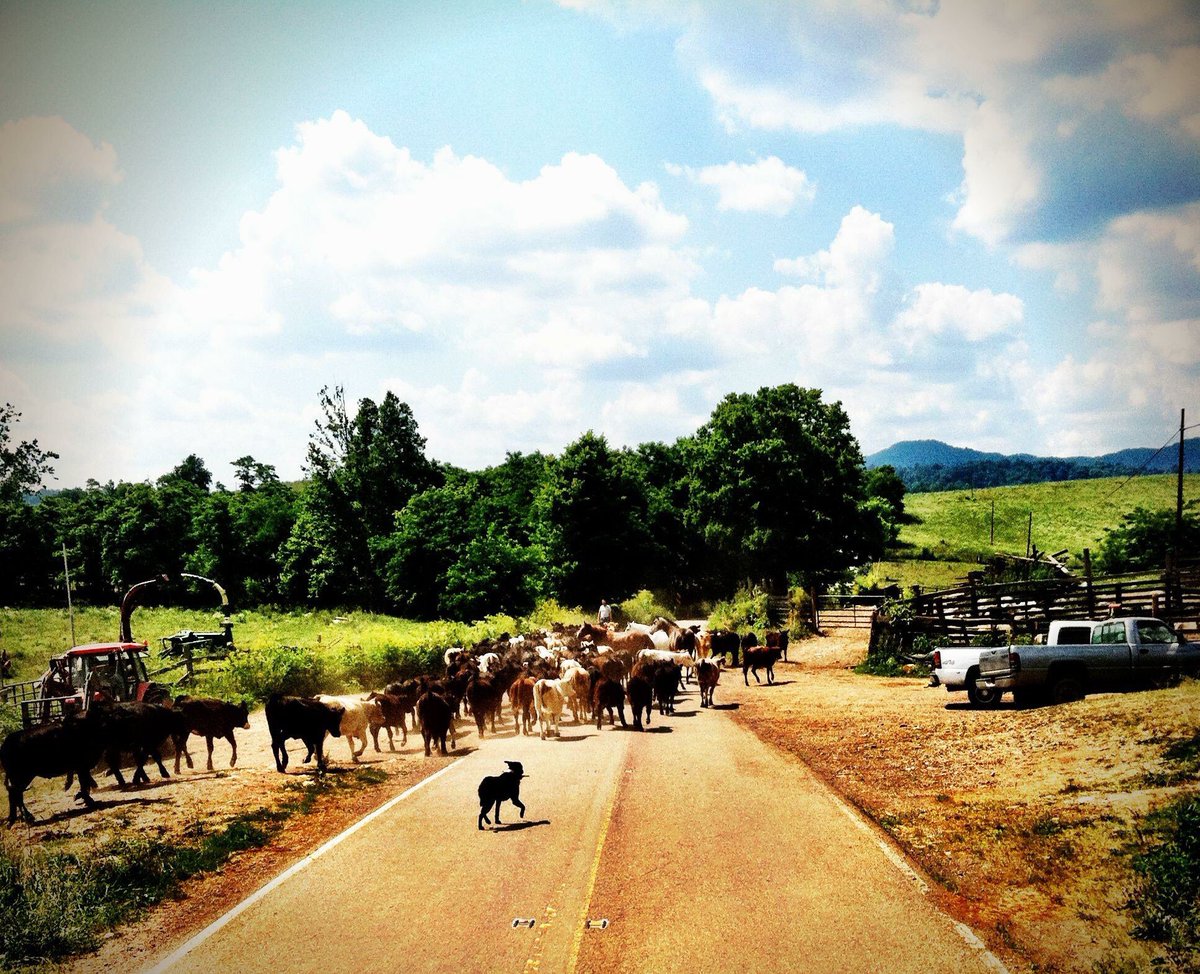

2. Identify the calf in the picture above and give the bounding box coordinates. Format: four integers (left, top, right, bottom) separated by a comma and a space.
508, 676, 536, 736
171, 695, 250, 773
533, 679, 566, 740
466, 674, 504, 738
743, 646, 782, 686
316, 695, 376, 763
365, 691, 408, 749
416, 689, 456, 756
697, 658, 721, 707
593, 677, 626, 729
652, 663, 681, 715
265, 694, 345, 772
560, 663, 591, 722
92, 701, 188, 787
766, 629, 790, 662
477, 760, 526, 830
1, 710, 107, 824
625, 673, 652, 731
710, 629, 740, 667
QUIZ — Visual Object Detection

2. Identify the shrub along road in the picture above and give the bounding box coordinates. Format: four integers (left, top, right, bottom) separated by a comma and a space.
136, 677, 998, 974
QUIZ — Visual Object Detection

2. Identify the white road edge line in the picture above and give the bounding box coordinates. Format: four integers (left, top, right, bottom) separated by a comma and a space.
147, 760, 460, 973
828, 789, 1011, 974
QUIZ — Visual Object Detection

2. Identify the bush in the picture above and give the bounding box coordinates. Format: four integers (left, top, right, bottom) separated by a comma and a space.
519, 599, 587, 631
215, 644, 329, 700
617, 589, 674, 624
708, 587, 771, 635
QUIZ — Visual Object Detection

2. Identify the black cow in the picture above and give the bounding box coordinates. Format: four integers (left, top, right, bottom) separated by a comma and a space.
1, 710, 108, 824
92, 701, 188, 787
653, 663, 681, 716
593, 677, 626, 729
625, 673, 652, 731
171, 695, 251, 773
416, 690, 456, 756
710, 629, 740, 668
265, 694, 344, 772
743, 646, 782, 686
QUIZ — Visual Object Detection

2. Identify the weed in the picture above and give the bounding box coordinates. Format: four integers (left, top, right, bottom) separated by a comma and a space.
0, 762, 390, 967
1124, 795, 1200, 972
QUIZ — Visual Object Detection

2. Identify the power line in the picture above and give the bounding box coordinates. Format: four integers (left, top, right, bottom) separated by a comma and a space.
1102, 424, 1193, 501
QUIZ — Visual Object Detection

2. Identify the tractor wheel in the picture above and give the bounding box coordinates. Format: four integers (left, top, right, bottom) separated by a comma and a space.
142, 682, 171, 705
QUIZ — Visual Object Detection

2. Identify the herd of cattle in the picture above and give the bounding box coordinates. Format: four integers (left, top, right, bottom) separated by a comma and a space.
1, 618, 790, 826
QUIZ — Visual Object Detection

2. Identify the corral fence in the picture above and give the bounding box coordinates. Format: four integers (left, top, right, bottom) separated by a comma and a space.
815, 595, 886, 629
868, 564, 1200, 651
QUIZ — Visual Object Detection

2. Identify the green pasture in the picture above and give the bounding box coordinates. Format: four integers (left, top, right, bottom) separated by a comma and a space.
896, 473, 1197, 567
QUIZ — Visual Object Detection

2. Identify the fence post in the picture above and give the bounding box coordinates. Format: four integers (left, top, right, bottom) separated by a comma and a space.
1082, 548, 1096, 618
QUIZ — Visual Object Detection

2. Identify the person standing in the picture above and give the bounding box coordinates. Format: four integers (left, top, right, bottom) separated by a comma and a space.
598, 599, 612, 625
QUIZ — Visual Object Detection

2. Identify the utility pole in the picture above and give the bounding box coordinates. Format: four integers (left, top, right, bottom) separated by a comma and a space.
1176, 408, 1185, 556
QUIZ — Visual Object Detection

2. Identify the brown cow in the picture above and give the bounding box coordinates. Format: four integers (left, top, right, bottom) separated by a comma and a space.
508, 675, 536, 736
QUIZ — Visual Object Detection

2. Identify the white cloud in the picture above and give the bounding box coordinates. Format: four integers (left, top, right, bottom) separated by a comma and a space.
893, 282, 1024, 350
574, 2, 1200, 250
671, 156, 815, 215
774, 205, 895, 292
5, 106, 1193, 487
0, 116, 122, 225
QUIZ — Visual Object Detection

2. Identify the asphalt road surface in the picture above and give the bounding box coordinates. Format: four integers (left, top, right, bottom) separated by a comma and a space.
151, 678, 1004, 974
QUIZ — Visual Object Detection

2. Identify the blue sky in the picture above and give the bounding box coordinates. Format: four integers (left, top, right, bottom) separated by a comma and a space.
1, 0, 1197, 488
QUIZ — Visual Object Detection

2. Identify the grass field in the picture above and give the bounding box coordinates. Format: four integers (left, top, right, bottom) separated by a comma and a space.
0, 602, 596, 691
896, 472, 1197, 565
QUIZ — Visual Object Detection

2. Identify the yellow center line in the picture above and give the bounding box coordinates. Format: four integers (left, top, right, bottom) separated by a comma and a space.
565, 756, 624, 973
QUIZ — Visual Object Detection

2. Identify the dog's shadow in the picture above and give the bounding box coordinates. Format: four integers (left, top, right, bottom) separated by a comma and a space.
486, 818, 551, 832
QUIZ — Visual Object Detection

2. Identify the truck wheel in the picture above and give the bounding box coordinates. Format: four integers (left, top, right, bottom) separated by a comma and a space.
1050, 675, 1084, 704
967, 681, 1001, 707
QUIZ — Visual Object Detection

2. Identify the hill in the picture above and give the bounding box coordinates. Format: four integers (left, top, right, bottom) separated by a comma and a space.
898, 473, 1198, 561
866, 438, 1200, 492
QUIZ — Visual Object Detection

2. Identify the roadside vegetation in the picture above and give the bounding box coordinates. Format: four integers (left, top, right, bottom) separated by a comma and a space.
0, 768, 387, 969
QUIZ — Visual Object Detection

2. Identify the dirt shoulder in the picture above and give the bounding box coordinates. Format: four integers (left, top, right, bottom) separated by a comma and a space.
726, 628, 1200, 974
24, 628, 1198, 973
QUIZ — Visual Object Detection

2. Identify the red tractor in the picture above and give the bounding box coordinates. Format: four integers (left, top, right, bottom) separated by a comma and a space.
4, 577, 174, 727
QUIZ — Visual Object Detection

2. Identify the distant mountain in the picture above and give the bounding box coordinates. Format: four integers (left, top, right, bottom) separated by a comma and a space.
866, 438, 1200, 492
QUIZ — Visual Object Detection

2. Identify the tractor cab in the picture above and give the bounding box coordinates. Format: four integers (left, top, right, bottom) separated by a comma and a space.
62, 642, 154, 704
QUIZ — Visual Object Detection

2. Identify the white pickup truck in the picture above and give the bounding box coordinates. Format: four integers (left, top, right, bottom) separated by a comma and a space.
931, 620, 1097, 707
974, 616, 1200, 706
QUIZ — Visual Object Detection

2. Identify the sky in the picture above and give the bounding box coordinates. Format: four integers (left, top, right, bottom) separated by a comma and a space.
1, 0, 1198, 489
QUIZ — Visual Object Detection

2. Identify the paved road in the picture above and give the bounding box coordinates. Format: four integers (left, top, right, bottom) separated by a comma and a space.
151, 680, 1003, 974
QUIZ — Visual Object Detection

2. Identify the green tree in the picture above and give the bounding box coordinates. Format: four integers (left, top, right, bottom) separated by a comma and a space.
534, 431, 655, 607
682, 384, 880, 590
189, 457, 295, 603
1096, 503, 1200, 574
0, 403, 58, 503
0, 405, 59, 602
280, 386, 438, 606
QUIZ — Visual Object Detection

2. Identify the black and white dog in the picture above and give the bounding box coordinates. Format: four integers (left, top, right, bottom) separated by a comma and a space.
477, 760, 526, 830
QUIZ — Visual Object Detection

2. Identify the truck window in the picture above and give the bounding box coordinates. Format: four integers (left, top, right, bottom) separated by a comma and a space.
1057, 625, 1092, 645
1136, 621, 1174, 645
1092, 622, 1125, 645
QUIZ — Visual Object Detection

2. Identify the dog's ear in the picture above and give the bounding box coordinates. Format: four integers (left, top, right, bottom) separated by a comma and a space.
506, 760, 523, 774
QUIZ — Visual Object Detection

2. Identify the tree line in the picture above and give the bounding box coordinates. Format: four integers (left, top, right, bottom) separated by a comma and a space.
0, 387, 910, 619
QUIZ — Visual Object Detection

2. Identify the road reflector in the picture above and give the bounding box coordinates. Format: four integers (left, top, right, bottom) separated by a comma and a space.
585, 919, 609, 930
512, 918, 536, 929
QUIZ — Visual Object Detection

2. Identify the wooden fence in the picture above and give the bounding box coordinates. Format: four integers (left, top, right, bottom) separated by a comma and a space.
872, 566, 1200, 647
